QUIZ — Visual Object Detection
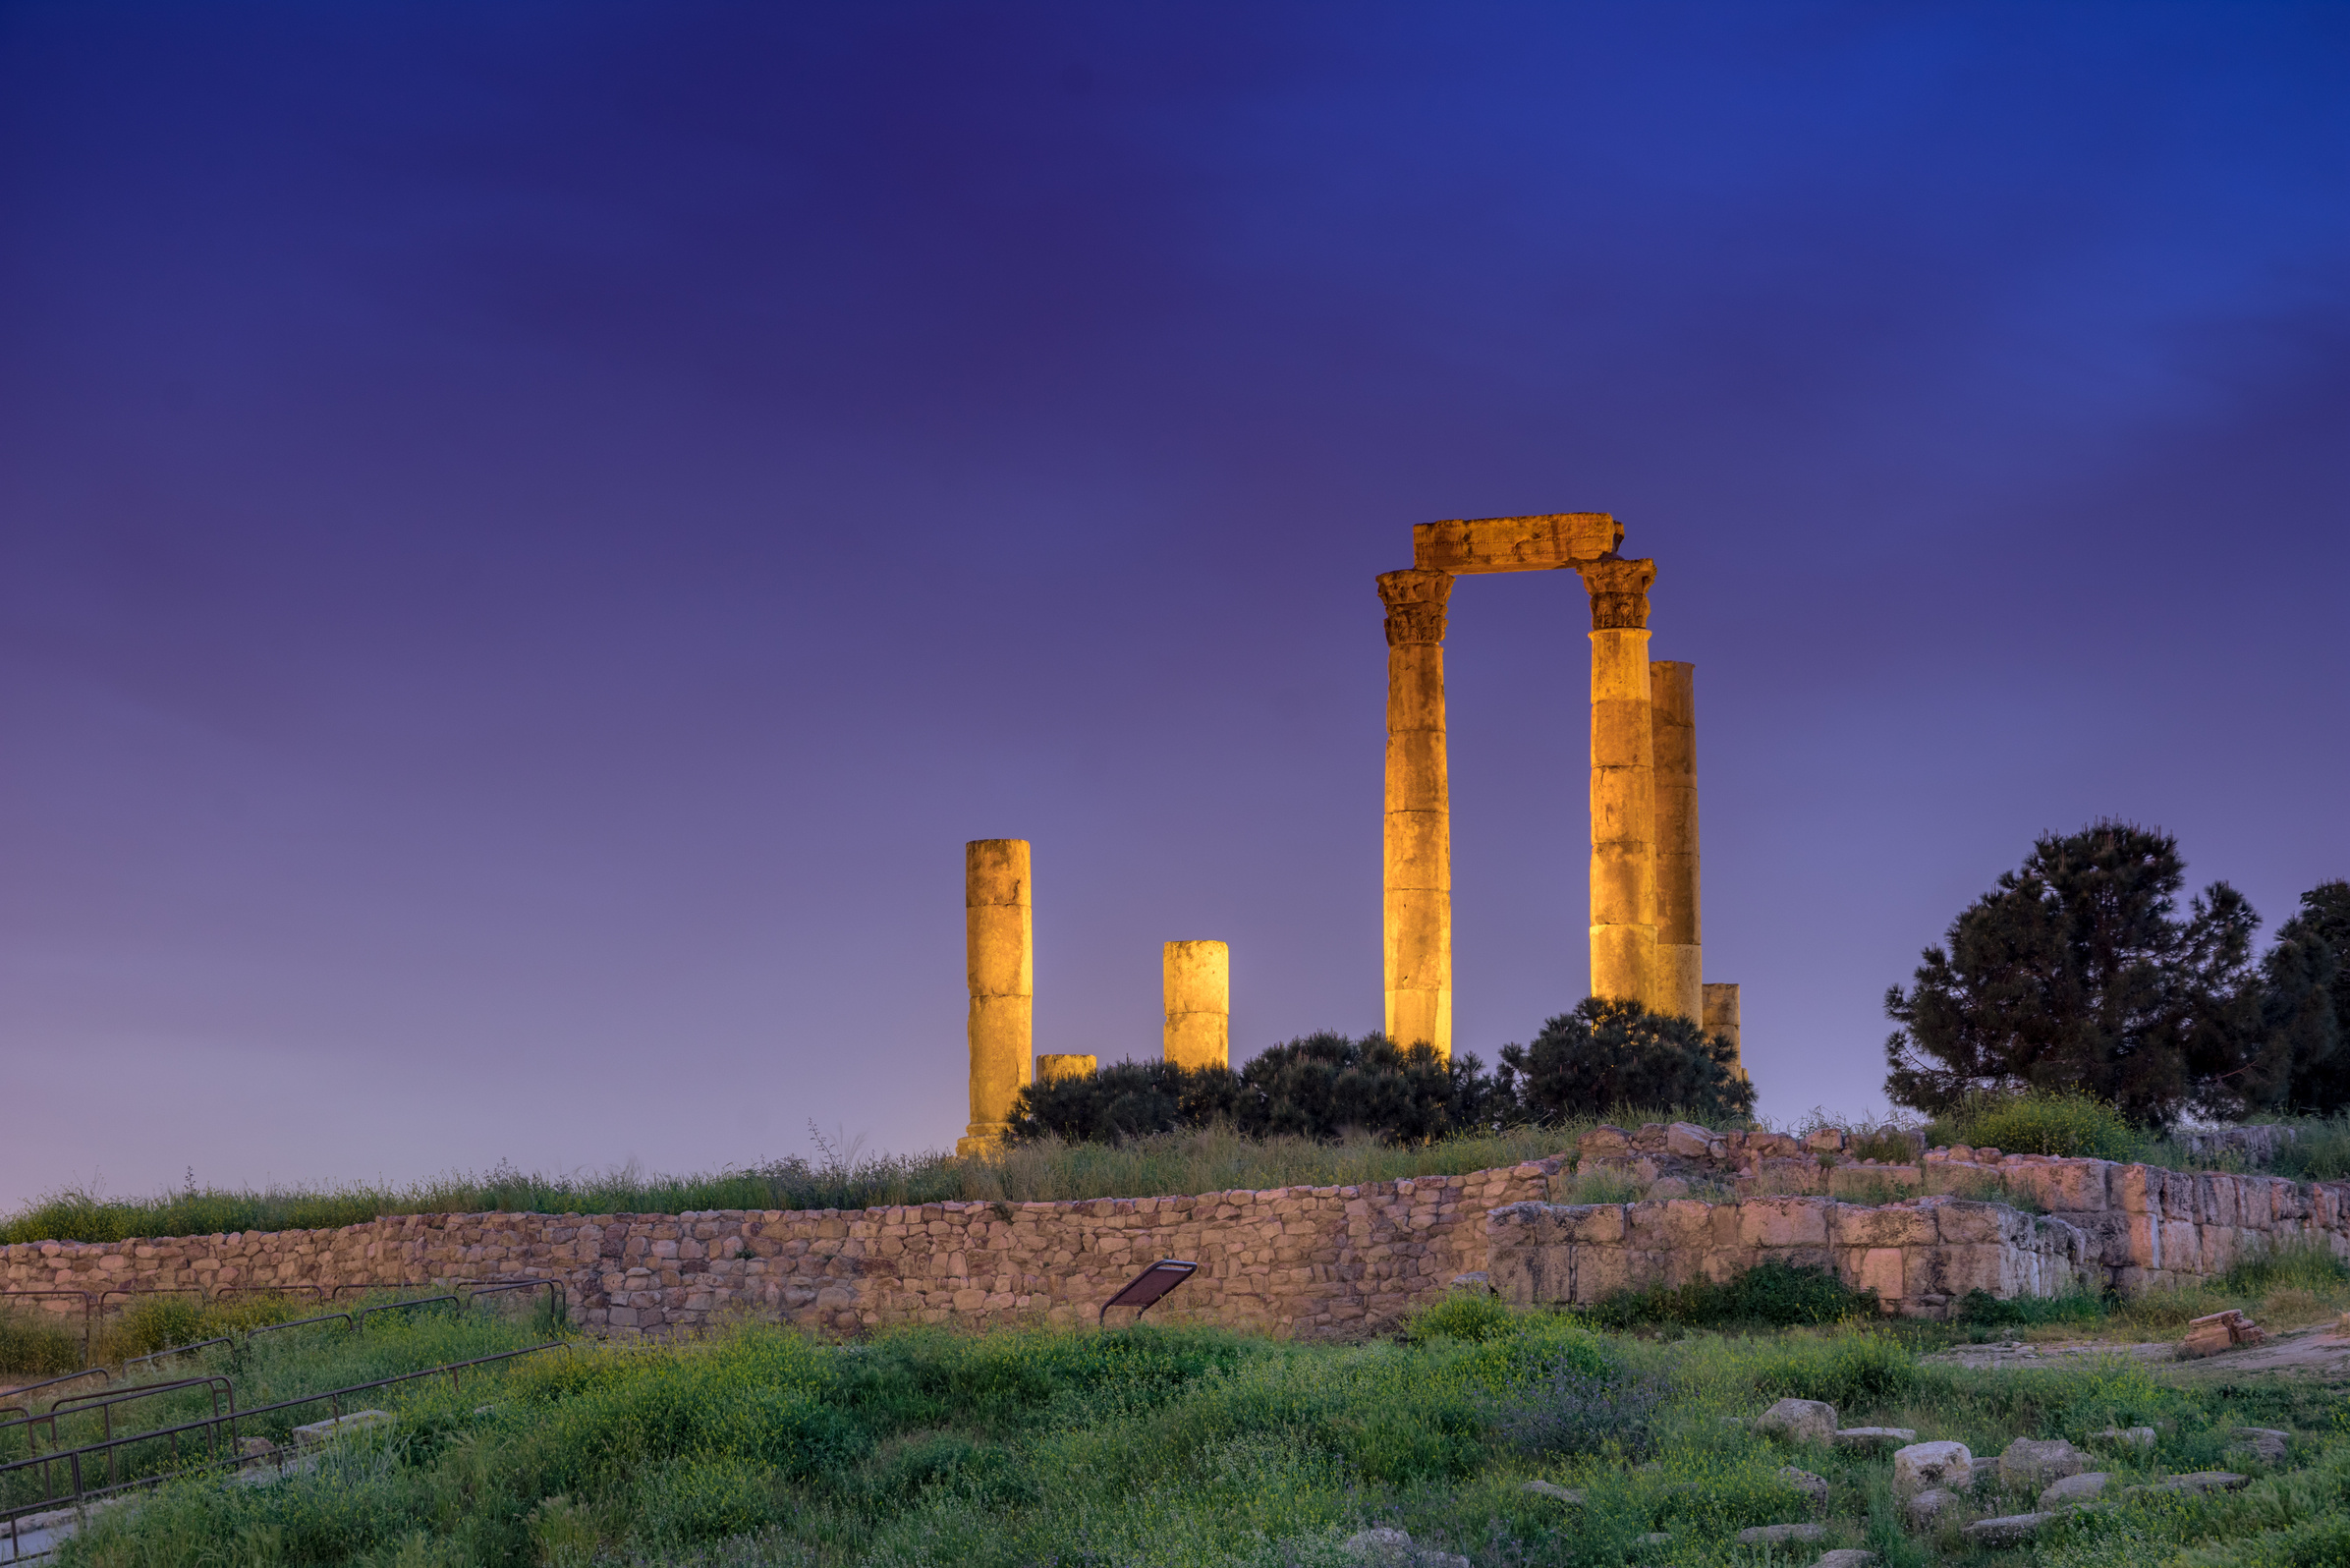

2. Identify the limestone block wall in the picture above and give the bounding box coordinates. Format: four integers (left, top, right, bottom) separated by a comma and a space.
1574, 1122, 2350, 1296
1483, 1196, 2092, 1319
0, 1159, 1562, 1344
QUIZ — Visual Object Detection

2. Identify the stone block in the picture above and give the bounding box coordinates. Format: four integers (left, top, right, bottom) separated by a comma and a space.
1902, 1486, 1956, 1529
1754, 1398, 1838, 1444
1893, 1441, 1972, 1496
1735, 1525, 1824, 1545
1832, 1427, 1916, 1453
1999, 1437, 2085, 1488
1964, 1513, 2052, 1547
2040, 1472, 2109, 1508
2091, 1426, 2156, 1449
1739, 1199, 1831, 1249
2231, 1428, 2289, 1464
1811, 1552, 1879, 1568
1777, 1467, 1829, 1510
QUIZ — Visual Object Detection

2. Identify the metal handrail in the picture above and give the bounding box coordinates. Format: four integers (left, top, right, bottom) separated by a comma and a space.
0, 1340, 570, 1547
242, 1313, 356, 1347
123, 1339, 234, 1375
208, 1284, 324, 1305
0, 1292, 94, 1367
355, 1297, 458, 1330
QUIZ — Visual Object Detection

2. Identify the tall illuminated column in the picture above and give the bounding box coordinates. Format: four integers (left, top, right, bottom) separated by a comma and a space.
1703, 982, 1745, 1078
1650, 660, 1703, 1024
959, 838, 1033, 1155
1162, 940, 1230, 1069
1577, 557, 1660, 1012
1376, 568, 1453, 1057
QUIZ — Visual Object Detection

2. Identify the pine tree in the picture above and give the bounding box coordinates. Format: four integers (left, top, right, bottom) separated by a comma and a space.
1882, 821, 2259, 1128
2258, 881, 2349, 1113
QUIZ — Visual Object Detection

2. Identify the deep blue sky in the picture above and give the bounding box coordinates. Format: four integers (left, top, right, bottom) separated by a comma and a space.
4, 3, 2345, 1207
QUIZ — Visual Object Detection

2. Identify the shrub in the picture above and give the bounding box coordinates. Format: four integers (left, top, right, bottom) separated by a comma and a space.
1928, 1088, 2144, 1160
0, 1303, 83, 1376
1402, 1292, 1517, 1345
1956, 1287, 2106, 1327
1009, 1032, 1507, 1144
2221, 1236, 2350, 1296
1584, 1260, 1879, 1331
1499, 998, 1754, 1123
1741, 1331, 1920, 1408
1484, 1366, 1666, 1461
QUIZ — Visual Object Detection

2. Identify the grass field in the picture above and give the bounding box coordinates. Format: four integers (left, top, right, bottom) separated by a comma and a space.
28, 1287, 2350, 1568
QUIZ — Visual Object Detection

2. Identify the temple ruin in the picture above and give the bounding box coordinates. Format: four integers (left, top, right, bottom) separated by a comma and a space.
1378, 512, 1736, 1057
959, 510, 1739, 1148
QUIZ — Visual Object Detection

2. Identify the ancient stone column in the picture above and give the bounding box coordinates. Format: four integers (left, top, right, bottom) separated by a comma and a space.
1650, 660, 1702, 1024
959, 839, 1033, 1156
1577, 557, 1659, 1013
1162, 940, 1230, 1070
1703, 981, 1744, 1078
1035, 1054, 1096, 1085
1377, 568, 1453, 1056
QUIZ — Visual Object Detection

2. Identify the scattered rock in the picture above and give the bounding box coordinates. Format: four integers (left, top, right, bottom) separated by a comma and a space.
1892, 1440, 1973, 1496
2092, 1426, 2156, 1448
2039, 1472, 2109, 1508
1755, 1398, 1839, 1444
1649, 1177, 1693, 1199
2181, 1309, 2265, 1358
2126, 1471, 2249, 1498
1778, 1466, 1829, 1510
1339, 1528, 1468, 1568
1903, 1486, 1957, 1529
1964, 1512, 2053, 1547
1998, 1436, 2086, 1488
1736, 1524, 1825, 1545
1522, 1481, 1583, 1503
1810, 1553, 1879, 1568
1832, 1427, 1917, 1453
1633, 1533, 1672, 1549
236, 1436, 277, 1461
1448, 1272, 1491, 1293
2231, 1427, 2289, 1464
1665, 1122, 1720, 1159
288, 1410, 394, 1449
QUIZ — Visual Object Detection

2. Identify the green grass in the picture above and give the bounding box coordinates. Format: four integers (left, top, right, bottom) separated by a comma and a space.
2, 1126, 1595, 1248
34, 1296, 2350, 1568
1581, 1260, 1885, 1333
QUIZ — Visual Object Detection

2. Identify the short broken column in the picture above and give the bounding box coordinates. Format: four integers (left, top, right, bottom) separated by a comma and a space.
1650, 660, 1702, 1024
1377, 568, 1453, 1056
1577, 556, 1660, 1013
1162, 940, 1230, 1070
1704, 981, 1744, 1078
960, 838, 1033, 1156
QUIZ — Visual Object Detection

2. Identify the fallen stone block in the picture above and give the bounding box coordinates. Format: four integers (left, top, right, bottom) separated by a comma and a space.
1810, 1553, 1878, 1568
1339, 1528, 1469, 1568
1736, 1524, 1825, 1545
2039, 1472, 2109, 1508
1998, 1436, 2086, 1488
1964, 1512, 2053, 1547
1893, 1440, 1973, 1496
1778, 1466, 1829, 1510
2231, 1427, 2289, 1464
1902, 1486, 1957, 1530
1832, 1427, 1916, 1453
1755, 1397, 1839, 1444
2091, 1426, 2156, 1449
1522, 1480, 1583, 1502
288, 1410, 394, 1448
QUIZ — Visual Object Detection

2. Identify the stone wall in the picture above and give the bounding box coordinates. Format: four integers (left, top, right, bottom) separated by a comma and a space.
1573, 1123, 2350, 1297
1483, 1196, 2093, 1318
1, 1159, 1561, 1342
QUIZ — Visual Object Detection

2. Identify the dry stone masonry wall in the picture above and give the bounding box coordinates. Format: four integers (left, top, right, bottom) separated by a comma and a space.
2, 1160, 1560, 1342
11, 1129, 2350, 1337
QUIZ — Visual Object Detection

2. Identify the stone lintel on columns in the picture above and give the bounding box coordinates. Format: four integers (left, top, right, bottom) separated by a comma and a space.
1412, 514, 1624, 575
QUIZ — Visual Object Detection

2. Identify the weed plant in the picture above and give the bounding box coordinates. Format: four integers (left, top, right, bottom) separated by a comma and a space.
1581, 1260, 1882, 1332
1924, 1089, 2146, 1161
44, 1305, 2350, 1568
0, 1303, 82, 1377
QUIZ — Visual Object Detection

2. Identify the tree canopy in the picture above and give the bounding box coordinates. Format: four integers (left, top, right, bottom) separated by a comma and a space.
1497, 997, 1754, 1123
1883, 821, 2341, 1126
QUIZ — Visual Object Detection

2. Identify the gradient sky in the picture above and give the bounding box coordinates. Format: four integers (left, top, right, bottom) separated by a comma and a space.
3, 2, 2346, 1210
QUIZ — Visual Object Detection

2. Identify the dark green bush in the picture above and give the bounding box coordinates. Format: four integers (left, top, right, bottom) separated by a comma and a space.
1010, 1032, 1506, 1143
1498, 998, 1753, 1123
1402, 1292, 1519, 1345
1926, 1089, 2144, 1160
1955, 1288, 2106, 1327
1485, 1366, 1665, 1461
1584, 1260, 1878, 1331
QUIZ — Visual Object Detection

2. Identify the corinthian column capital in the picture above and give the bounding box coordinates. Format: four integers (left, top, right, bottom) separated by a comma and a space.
1376, 569, 1453, 646
1576, 556, 1656, 631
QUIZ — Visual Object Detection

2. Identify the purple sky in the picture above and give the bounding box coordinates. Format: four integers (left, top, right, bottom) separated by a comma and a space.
3, 3, 2346, 1209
